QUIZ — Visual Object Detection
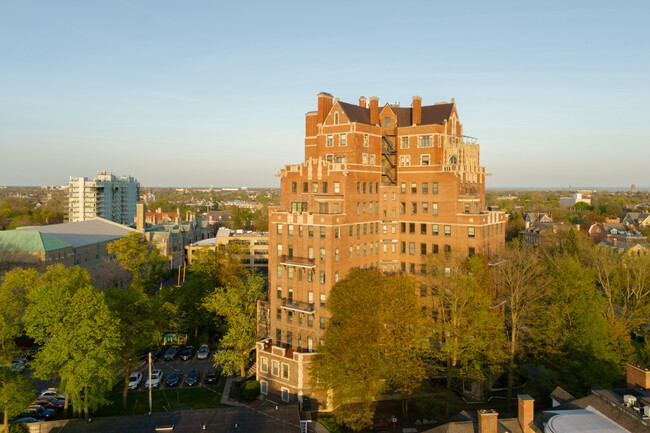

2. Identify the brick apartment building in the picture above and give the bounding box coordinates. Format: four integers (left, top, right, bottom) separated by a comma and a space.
256, 93, 506, 409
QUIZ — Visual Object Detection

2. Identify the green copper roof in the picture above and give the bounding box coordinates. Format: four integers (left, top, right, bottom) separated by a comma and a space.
0, 230, 71, 253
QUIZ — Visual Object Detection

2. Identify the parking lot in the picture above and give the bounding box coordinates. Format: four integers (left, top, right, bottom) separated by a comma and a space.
129, 347, 222, 391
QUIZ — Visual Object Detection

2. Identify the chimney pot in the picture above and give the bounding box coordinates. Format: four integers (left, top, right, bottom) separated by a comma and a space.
477, 409, 498, 433
359, 96, 366, 107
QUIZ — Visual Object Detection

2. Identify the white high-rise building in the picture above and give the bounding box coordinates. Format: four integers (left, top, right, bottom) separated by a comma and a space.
67, 171, 140, 225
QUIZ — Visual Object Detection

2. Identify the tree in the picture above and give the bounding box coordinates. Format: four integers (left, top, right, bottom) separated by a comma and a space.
107, 232, 150, 288
312, 269, 426, 430
529, 253, 630, 394
24, 265, 123, 418
425, 254, 508, 390
106, 286, 163, 410
493, 241, 546, 409
0, 370, 35, 431
203, 271, 265, 378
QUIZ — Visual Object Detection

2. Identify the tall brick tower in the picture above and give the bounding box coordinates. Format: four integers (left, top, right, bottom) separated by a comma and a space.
256, 93, 506, 409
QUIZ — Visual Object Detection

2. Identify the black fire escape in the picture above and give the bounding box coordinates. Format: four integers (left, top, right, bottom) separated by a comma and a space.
381, 136, 397, 185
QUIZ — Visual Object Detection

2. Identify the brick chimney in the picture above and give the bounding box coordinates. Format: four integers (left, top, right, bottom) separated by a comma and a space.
317, 92, 333, 124
412, 96, 422, 125
369, 96, 379, 125
175, 208, 181, 225
477, 409, 498, 433
626, 363, 650, 390
135, 203, 145, 233
518, 395, 535, 433
359, 96, 366, 107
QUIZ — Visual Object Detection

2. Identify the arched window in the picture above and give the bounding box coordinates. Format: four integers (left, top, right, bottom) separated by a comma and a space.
334, 113, 339, 125
449, 155, 457, 165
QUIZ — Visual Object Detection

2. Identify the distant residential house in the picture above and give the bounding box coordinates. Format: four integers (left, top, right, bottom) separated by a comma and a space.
621, 212, 650, 229
524, 212, 553, 227
520, 213, 560, 246
589, 222, 646, 244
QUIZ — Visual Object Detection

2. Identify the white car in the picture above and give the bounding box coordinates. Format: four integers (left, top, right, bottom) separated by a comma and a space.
145, 369, 164, 388
38, 388, 66, 400
128, 372, 143, 390
197, 344, 210, 360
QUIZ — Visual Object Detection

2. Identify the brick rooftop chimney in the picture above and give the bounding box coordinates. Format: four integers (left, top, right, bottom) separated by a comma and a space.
412, 96, 422, 125
518, 394, 535, 433
369, 96, 379, 125
317, 92, 333, 124
477, 409, 498, 433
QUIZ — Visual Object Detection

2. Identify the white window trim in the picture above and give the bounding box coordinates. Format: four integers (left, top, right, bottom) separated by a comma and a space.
281, 362, 290, 380
281, 387, 290, 402
260, 357, 268, 373
261, 380, 268, 395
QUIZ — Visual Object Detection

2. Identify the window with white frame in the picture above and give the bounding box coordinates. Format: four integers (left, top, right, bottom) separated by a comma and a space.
260, 380, 268, 394
282, 363, 289, 379
362, 153, 368, 165
421, 154, 430, 166
418, 135, 433, 147
369, 154, 376, 165
340, 133, 347, 146
282, 388, 289, 402
326, 135, 333, 147
326, 154, 333, 163
364, 134, 369, 147
333, 182, 340, 193
400, 137, 409, 149
399, 155, 410, 166
261, 357, 268, 373
272, 360, 279, 376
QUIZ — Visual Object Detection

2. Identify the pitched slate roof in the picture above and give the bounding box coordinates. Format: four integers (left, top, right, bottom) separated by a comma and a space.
337, 101, 453, 126
0, 230, 71, 253
16, 218, 135, 248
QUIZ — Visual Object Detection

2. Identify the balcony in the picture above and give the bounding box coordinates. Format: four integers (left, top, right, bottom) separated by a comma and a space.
279, 255, 315, 268
280, 297, 315, 314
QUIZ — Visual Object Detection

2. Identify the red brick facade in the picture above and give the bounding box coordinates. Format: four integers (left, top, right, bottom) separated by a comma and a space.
256, 93, 506, 408
626, 362, 650, 390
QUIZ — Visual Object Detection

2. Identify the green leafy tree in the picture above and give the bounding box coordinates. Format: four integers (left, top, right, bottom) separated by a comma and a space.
0, 371, 35, 430
107, 232, 168, 292
106, 286, 163, 410
203, 271, 265, 378
24, 265, 123, 419
313, 270, 426, 430
425, 254, 508, 389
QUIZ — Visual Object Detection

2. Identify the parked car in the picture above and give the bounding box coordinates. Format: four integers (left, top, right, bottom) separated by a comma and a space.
163, 346, 179, 361
166, 371, 181, 387
128, 372, 143, 390
32, 398, 64, 410
204, 370, 220, 384
184, 370, 199, 387
179, 346, 194, 361
197, 344, 210, 360
145, 369, 164, 388
38, 388, 65, 399
11, 417, 42, 424
22, 405, 56, 420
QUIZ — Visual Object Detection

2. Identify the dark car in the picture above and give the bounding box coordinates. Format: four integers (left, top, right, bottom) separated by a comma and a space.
166, 371, 182, 387
22, 405, 56, 420
32, 398, 64, 410
204, 370, 220, 385
163, 346, 179, 361
179, 346, 194, 361
184, 370, 199, 387
11, 417, 41, 424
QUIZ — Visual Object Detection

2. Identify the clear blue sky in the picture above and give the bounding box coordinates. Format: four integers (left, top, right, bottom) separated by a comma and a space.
1, 1, 648, 189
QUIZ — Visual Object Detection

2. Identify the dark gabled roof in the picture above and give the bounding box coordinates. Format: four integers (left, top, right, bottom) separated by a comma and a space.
421, 103, 454, 125
337, 101, 454, 126
338, 102, 370, 124
550, 386, 576, 405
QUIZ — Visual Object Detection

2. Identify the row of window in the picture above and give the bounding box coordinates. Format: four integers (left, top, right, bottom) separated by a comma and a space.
399, 182, 439, 195
400, 201, 440, 216
326, 131, 371, 148
276, 266, 332, 284
258, 380, 290, 403
275, 329, 323, 350
276, 288, 326, 306
291, 181, 341, 195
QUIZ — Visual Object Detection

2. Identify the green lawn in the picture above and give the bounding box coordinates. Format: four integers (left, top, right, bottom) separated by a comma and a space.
95, 379, 227, 417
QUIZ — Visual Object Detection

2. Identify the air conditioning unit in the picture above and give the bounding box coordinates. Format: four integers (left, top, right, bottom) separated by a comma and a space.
623, 395, 637, 406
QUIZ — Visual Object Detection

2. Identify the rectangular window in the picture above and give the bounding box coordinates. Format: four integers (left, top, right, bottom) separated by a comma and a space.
432, 244, 439, 254
432, 202, 438, 216
261, 380, 268, 394
333, 182, 340, 194
320, 248, 326, 263
349, 246, 354, 259
308, 315, 313, 327
308, 226, 314, 237
422, 202, 429, 213
320, 293, 326, 307
400, 136, 409, 149
276, 265, 282, 278
369, 154, 376, 165
282, 363, 289, 379
272, 360, 279, 376
287, 310, 293, 323
276, 286, 282, 299
319, 271, 325, 284
320, 317, 326, 329
277, 245, 282, 257
409, 223, 415, 234
465, 203, 470, 214
335, 271, 339, 282
291, 182, 297, 193
468, 227, 475, 238
421, 223, 427, 235
318, 202, 329, 214
444, 225, 451, 236
320, 226, 326, 238
409, 242, 415, 255
312, 182, 318, 193
287, 267, 294, 279
420, 285, 427, 297
421, 154, 430, 166
340, 133, 347, 146
421, 182, 428, 194
400, 183, 406, 194
308, 247, 314, 259
261, 357, 268, 373
277, 224, 283, 235
322, 182, 328, 193
282, 388, 289, 402
401, 242, 406, 254
291, 201, 308, 213
307, 270, 313, 282
326, 154, 333, 163
276, 308, 282, 320
418, 135, 433, 147
364, 134, 369, 147
411, 183, 417, 194
432, 182, 438, 194
326, 135, 333, 147
362, 153, 368, 165
411, 202, 417, 215
399, 155, 410, 166
444, 245, 451, 253
400, 202, 406, 214
432, 224, 439, 235
335, 248, 340, 262
384, 117, 390, 127
288, 224, 293, 236
421, 243, 427, 255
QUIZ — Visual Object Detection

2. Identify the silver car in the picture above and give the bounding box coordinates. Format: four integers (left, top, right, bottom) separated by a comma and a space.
197, 344, 210, 360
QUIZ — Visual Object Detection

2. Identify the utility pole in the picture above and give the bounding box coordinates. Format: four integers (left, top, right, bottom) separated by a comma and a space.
148, 352, 152, 415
